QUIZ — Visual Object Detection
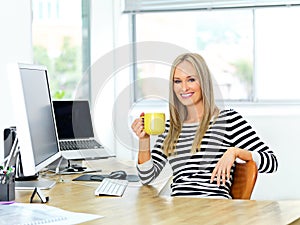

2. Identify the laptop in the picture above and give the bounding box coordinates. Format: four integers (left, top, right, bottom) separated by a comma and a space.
52, 100, 113, 160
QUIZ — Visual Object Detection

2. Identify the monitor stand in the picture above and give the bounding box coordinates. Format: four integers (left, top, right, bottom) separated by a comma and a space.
15, 179, 56, 190
48, 157, 102, 175
15, 173, 56, 190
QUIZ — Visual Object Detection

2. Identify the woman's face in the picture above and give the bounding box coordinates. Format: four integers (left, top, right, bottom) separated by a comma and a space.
173, 60, 203, 107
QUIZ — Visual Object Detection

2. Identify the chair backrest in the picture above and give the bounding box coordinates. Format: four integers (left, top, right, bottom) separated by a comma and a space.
230, 160, 258, 200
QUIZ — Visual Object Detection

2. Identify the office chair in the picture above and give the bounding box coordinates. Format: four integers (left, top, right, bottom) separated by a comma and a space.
230, 160, 258, 200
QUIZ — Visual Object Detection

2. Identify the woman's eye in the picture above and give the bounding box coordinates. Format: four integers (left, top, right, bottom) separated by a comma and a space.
188, 78, 196, 82
174, 80, 181, 84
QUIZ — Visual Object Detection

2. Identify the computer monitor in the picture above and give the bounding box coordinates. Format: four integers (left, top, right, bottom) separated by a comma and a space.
7, 63, 61, 189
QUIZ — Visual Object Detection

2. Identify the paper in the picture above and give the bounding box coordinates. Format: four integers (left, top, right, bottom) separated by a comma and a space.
0, 203, 103, 225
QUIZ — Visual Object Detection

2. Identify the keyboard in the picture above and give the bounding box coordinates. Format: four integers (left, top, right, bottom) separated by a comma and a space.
95, 178, 128, 197
59, 139, 103, 150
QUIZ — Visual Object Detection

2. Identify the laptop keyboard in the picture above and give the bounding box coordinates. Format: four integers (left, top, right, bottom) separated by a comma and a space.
59, 140, 103, 150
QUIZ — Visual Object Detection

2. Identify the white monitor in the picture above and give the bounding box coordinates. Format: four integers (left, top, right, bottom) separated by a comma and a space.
7, 63, 61, 178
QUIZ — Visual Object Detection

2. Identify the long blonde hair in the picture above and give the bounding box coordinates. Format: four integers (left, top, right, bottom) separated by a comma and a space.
163, 53, 219, 155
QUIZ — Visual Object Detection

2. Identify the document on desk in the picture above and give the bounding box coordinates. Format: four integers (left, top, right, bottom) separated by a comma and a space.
0, 203, 103, 225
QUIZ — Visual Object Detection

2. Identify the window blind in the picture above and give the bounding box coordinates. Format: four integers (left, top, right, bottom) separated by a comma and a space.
124, 0, 300, 13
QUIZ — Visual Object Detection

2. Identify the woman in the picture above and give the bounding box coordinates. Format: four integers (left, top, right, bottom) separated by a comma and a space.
131, 53, 278, 199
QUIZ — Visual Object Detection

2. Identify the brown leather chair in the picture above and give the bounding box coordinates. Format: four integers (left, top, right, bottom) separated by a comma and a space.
230, 160, 258, 200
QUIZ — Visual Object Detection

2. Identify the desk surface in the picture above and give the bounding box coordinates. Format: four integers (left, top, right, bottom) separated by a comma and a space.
15, 158, 300, 225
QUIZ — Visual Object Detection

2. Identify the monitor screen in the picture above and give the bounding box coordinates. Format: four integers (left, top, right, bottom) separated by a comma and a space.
8, 63, 61, 176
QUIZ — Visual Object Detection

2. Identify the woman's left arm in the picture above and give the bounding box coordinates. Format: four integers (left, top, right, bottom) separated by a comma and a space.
210, 109, 278, 186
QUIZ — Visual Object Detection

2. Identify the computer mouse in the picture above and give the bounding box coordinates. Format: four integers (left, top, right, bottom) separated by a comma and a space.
66, 168, 76, 172
90, 175, 106, 181
65, 167, 85, 173
109, 170, 127, 180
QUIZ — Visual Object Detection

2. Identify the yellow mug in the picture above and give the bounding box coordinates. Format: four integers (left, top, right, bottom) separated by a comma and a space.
141, 113, 165, 135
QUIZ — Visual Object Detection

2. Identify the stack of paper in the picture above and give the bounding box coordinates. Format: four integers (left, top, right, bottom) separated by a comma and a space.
0, 203, 102, 225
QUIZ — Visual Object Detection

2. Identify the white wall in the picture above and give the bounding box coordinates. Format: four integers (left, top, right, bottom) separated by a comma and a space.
0, 1, 32, 160
234, 104, 300, 200
91, 0, 133, 159
89, 0, 116, 157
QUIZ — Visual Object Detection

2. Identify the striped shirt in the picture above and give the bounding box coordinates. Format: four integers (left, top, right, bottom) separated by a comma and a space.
137, 109, 278, 199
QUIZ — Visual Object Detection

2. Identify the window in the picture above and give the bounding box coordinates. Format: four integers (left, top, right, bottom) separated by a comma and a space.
255, 7, 300, 101
129, 4, 300, 102
32, 0, 90, 100
135, 10, 253, 101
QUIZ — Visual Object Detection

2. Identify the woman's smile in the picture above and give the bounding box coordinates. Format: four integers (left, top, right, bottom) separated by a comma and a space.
180, 92, 194, 99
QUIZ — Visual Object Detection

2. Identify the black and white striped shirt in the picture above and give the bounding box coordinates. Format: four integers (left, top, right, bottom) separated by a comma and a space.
137, 109, 278, 199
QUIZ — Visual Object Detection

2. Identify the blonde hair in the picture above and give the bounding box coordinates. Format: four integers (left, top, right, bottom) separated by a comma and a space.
163, 53, 219, 155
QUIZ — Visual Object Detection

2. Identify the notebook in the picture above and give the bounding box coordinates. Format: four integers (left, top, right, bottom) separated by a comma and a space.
52, 100, 113, 160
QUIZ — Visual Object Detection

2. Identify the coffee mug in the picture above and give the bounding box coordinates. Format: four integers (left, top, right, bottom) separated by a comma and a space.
141, 113, 165, 135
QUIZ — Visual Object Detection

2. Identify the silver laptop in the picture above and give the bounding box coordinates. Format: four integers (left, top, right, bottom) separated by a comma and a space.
52, 100, 113, 160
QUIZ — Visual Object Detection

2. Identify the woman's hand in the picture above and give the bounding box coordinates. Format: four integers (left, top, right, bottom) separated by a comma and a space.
131, 113, 149, 139
210, 147, 253, 186
210, 147, 237, 187
131, 113, 151, 164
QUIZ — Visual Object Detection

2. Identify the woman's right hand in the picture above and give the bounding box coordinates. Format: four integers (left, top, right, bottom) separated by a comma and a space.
131, 113, 149, 139
132, 113, 151, 164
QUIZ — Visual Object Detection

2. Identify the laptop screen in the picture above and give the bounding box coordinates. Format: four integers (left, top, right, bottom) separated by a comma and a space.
52, 100, 94, 139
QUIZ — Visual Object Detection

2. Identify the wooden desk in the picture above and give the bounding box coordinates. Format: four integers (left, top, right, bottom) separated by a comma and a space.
15, 158, 300, 225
